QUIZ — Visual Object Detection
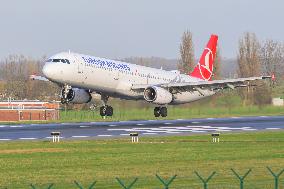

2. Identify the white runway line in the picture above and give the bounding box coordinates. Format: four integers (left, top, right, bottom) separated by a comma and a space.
242, 128, 257, 131
19, 138, 37, 140
10, 126, 23, 128
108, 124, 117, 127
0, 126, 7, 128
142, 133, 157, 135
72, 136, 90, 138
97, 135, 112, 137
0, 139, 11, 141
177, 119, 184, 120
266, 128, 280, 130
259, 116, 268, 118
120, 134, 130, 136
206, 118, 214, 120
165, 132, 181, 134
231, 117, 240, 119
191, 130, 206, 133
136, 124, 144, 126
45, 137, 64, 139
191, 121, 200, 124
80, 126, 90, 128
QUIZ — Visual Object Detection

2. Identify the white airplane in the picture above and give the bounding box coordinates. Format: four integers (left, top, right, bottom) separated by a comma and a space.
31, 35, 271, 117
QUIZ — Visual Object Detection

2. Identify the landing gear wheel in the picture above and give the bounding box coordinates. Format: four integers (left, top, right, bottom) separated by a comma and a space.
61, 98, 67, 104
106, 106, 113, 116
100, 106, 113, 117
154, 107, 160, 117
100, 106, 107, 117
154, 107, 168, 117
160, 107, 167, 117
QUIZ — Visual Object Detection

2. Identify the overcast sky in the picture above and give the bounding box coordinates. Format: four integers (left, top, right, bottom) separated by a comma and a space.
0, 0, 283, 60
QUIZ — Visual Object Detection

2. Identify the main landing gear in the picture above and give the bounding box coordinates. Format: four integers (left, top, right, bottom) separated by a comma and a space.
154, 107, 167, 117
99, 95, 113, 117
100, 105, 113, 117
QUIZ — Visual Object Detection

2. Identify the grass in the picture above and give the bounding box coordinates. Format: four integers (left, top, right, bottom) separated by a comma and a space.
0, 131, 283, 188
1, 105, 283, 125
59, 105, 284, 122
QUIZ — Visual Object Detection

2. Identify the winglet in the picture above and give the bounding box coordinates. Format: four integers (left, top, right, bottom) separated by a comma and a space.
190, 34, 218, 81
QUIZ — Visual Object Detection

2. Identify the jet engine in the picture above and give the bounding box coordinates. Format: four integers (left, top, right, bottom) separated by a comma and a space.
144, 86, 173, 105
61, 87, 92, 104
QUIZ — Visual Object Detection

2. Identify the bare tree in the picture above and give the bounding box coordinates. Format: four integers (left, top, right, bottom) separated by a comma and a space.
237, 32, 261, 105
178, 30, 195, 74
260, 39, 283, 79
212, 47, 221, 80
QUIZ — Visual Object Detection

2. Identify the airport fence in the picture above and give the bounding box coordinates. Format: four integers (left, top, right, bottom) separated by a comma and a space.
4, 167, 284, 189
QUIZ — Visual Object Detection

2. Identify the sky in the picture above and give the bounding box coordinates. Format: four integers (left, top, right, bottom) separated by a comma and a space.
0, 0, 283, 60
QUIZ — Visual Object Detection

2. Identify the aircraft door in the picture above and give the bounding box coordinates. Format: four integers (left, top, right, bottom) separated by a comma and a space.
74, 54, 84, 74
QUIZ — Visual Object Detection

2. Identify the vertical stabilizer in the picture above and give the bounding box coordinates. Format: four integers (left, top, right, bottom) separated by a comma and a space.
190, 34, 218, 81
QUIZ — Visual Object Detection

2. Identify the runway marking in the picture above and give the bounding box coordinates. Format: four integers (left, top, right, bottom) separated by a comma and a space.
177, 119, 184, 120
108, 124, 117, 127
165, 132, 181, 134
259, 116, 268, 118
191, 130, 206, 133
148, 120, 155, 121
242, 128, 257, 131
142, 133, 157, 135
266, 128, 280, 130
192, 121, 200, 124
231, 117, 240, 119
120, 134, 130, 136
97, 135, 112, 137
19, 138, 37, 140
80, 126, 90, 128
108, 125, 260, 135
45, 137, 64, 139
10, 126, 23, 128
72, 136, 90, 138
136, 124, 144, 126
206, 118, 214, 120
0, 126, 7, 128
0, 139, 11, 141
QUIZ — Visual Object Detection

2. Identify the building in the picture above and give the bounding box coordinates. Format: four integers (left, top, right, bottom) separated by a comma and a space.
272, 98, 284, 106
0, 100, 60, 121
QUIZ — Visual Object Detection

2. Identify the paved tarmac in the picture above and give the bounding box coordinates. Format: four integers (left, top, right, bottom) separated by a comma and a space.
0, 116, 283, 141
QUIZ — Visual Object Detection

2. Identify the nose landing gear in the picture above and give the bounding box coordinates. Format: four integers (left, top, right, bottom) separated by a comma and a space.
154, 107, 167, 117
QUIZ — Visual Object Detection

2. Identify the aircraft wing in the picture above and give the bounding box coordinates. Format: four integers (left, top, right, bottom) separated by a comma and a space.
131, 76, 272, 92
29, 74, 50, 82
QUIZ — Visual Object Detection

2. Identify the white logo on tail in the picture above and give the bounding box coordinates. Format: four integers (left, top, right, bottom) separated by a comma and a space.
198, 48, 213, 80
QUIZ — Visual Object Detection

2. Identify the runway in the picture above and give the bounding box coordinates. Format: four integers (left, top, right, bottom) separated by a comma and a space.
0, 116, 283, 141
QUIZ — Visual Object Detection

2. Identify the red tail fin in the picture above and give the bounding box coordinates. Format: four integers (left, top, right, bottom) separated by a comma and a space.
190, 34, 218, 81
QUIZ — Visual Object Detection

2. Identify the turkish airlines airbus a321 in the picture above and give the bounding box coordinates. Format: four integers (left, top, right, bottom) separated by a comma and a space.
31, 35, 271, 117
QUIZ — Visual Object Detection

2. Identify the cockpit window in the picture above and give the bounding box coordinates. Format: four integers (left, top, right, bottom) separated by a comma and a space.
52, 59, 61, 62
47, 59, 70, 64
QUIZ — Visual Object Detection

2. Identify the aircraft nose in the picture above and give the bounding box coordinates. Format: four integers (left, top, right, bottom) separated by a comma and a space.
42, 63, 54, 79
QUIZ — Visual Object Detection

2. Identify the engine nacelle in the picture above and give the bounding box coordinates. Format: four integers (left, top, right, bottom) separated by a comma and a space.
144, 86, 173, 105
61, 88, 92, 104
